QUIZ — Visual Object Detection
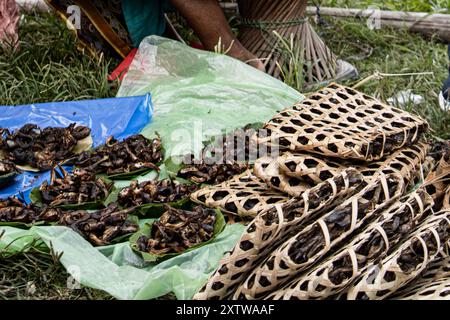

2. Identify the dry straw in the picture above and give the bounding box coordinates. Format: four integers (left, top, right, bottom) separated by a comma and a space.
190, 170, 289, 218
265, 188, 433, 300
237, 0, 337, 83
236, 173, 405, 300
256, 83, 428, 161
193, 169, 363, 300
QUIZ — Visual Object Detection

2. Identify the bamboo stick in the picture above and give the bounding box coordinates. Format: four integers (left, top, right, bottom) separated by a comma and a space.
306, 6, 450, 42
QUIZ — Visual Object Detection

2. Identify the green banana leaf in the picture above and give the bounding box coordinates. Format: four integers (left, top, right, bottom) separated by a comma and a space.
130, 208, 226, 262
29, 176, 114, 210
104, 185, 192, 218
0, 219, 48, 228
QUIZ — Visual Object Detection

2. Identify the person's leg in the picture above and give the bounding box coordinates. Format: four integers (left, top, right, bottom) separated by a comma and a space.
169, 0, 264, 71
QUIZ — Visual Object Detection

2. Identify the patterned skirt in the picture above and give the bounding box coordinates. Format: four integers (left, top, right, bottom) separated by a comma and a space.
44, 0, 133, 58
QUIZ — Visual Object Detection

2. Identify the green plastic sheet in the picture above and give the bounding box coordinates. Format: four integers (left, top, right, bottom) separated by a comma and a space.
1, 36, 303, 300
0, 224, 244, 300
118, 36, 304, 159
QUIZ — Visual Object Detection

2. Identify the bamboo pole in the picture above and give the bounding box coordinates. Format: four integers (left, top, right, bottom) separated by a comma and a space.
306, 6, 450, 42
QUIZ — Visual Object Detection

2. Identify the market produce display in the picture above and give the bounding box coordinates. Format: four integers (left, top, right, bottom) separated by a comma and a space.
256, 83, 428, 161
235, 173, 405, 299
0, 196, 60, 224
118, 179, 197, 207
258, 188, 434, 300
193, 84, 450, 301
74, 134, 163, 178
58, 204, 139, 246
0, 123, 91, 171
194, 169, 363, 299
191, 170, 289, 218
34, 166, 113, 208
178, 159, 248, 185
135, 205, 218, 255
344, 211, 450, 300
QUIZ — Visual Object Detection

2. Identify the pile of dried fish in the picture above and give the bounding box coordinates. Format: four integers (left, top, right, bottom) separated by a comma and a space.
0, 160, 19, 176
0, 197, 60, 224
0, 123, 91, 170
178, 157, 248, 185
58, 204, 139, 246
74, 135, 163, 176
37, 167, 112, 207
136, 206, 217, 255
118, 179, 197, 207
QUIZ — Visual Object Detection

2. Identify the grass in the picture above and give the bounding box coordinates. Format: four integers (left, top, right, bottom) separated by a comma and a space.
0, 240, 112, 300
0, 13, 118, 106
319, 0, 450, 13
312, 17, 449, 139
0, 3, 449, 300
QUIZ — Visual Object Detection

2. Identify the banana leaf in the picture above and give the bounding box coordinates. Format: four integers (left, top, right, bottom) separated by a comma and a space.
0, 171, 19, 189
130, 208, 226, 262
0, 220, 48, 228
0, 135, 93, 173
29, 176, 114, 210
104, 186, 192, 218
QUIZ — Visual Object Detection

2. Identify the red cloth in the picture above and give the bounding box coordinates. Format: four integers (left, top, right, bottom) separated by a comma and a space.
108, 48, 138, 82
0, 0, 19, 49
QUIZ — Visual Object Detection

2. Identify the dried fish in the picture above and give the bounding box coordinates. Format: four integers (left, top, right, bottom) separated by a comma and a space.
136, 206, 217, 255
0, 123, 91, 170
0, 197, 60, 224
118, 179, 197, 207
177, 159, 248, 185
58, 203, 139, 246
74, 134, 162, 176
37, 166, 112, 207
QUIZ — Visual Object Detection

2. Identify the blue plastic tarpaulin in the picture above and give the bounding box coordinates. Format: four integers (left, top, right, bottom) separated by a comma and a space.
0, 94, 153, 201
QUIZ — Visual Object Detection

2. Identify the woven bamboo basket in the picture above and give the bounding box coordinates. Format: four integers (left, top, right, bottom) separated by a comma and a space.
235, 173, 405, 300
190, 170, 289, 218
256, 83, 428, 161
193, 169, 363, 300
237, 0, 338, 84
395, 256, 450, 300
344, 210, 450, 300
255, 143, 429, 197
253, 156, 312, 197
265, 188, 434, 300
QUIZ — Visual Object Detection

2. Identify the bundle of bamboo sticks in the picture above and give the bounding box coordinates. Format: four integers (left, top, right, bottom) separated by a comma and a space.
237, 0, 337, 84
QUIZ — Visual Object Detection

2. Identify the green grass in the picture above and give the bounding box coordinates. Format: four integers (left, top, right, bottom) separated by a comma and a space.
0, 240, 112, 300
312, 18, 449, 139
0, 13, 118, 106
319, 0, 450, 13
0, 3, 449, 300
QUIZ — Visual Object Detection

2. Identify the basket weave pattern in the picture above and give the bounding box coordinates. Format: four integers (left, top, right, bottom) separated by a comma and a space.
235, 173, 405, 299
190, 170, 289, 218
256, 83, 428, 161
344, 210, 450, 300
264, 189, 434, 300
193, 169, 363, 300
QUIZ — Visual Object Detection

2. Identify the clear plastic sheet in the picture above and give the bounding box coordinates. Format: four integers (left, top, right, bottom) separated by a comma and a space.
117, 36, 304, 159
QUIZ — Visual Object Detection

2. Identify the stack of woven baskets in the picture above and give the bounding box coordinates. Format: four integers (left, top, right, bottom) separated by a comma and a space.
191, 83, 450, 300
